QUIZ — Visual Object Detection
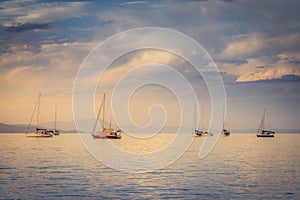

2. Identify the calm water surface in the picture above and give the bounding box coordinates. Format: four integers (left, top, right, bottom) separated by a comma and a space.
1, 133, 299, 199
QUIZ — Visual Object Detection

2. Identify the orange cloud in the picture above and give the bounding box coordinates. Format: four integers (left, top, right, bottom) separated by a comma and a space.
99, 50, 180, 89
236, 65, 300, 82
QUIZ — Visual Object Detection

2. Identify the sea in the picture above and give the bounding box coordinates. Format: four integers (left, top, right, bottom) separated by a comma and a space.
1, 133, 299, 199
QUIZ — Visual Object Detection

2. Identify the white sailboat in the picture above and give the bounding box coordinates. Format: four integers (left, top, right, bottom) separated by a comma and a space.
193, 106, 213, 137
92, 94, 121, 139
222, 109, 230, 136
26, 92, 54, 137
257, 109, 275, 138
193, 104, 202, 137
200, 107, 213, 136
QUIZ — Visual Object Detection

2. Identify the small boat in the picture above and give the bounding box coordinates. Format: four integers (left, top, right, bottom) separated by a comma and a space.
222, 129, 230, 136
193, 105, 213, 137
193, 129, 202, 137
221, 109, 230, 136
54, 130, 60, 136
256, 109, 275, 138
53, 107, 60, 136
92, 129, 122, 139
91, 94, 122, 139
193, 105, 201, 136
26, 92, 53, 137
202, 131, 213, 136
27, 128, 54, 137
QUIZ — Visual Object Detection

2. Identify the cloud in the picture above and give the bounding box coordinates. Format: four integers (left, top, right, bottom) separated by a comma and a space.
221, 33, 300, 60
99, 50, 180, 89
0, 41, 96, 88
0, 41, 97, 123
254, 75, 300, 83
236, 65, 300, 82
220, 57, 274, 78
0, 0, 299, 129
0, 2, 88, 26
119, 1, 148, 6
221, 34, 265, 59
229, 50, 300, 83
3, 22, 51, 32
219, 32, 300, 83
2, 66, 32, 82
278, 52, 300, 64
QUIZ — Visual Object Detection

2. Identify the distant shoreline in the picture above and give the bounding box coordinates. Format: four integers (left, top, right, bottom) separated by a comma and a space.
1, 122, 300, 134
1, 132, 300, 135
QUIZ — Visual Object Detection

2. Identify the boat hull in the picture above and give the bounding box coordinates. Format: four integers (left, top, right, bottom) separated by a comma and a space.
26, 128, 54, 137
222, 129, 231, 136
193, 130, 213, 137
54, 131, 60, 136
92, 134, 121, 139
193, 130, 202, 137
257, 134, 274, 137
26, 133, 53, 137
202, 133, 213, 136
257, 130, 275, 137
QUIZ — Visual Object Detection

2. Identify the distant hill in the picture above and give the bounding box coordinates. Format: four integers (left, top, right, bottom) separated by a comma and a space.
0, 122, 299, 134
232, 128, 300, 133
0, 123, 30, 133
274, 129, 300, 133
0, 123, 80, 133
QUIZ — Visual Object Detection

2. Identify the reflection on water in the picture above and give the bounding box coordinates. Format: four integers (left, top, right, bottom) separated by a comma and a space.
110, 133, 177, 153
0, 133, 299, 199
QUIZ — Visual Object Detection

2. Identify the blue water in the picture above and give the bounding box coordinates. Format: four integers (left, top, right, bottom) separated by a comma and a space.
1, 133, 299, 199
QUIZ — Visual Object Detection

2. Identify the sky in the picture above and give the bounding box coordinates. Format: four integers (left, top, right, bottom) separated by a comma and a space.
0, 0, 299, 131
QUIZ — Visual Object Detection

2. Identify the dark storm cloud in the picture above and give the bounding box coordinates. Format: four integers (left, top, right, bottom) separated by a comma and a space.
99, 20, 115, 26
4, 22, 51, 32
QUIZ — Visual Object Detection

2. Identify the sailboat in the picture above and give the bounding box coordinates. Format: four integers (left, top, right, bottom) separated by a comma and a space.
257, 109, 275, 137
222, 128, 231, 136
200, 107, 213, 136
193, 104, 202, 137
222, 109, 230, 136
92, 94, 121, 139
53, 107, 60, 135
193, 106, 213, 137
26, 92, 54, 137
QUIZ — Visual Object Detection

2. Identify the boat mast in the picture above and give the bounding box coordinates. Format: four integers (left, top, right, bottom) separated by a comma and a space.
27, 92, 40, 132
102, 94, 106, 132
257, 109, 265, 134
201, 107, 204, 132
262, 108, 266, 131
109, 117, 112, 129
54, 106, 57, 131
223, 108, 225, 130
194, 104, 197, 130
92, 94, 105, 133
37, 92, 41, 128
